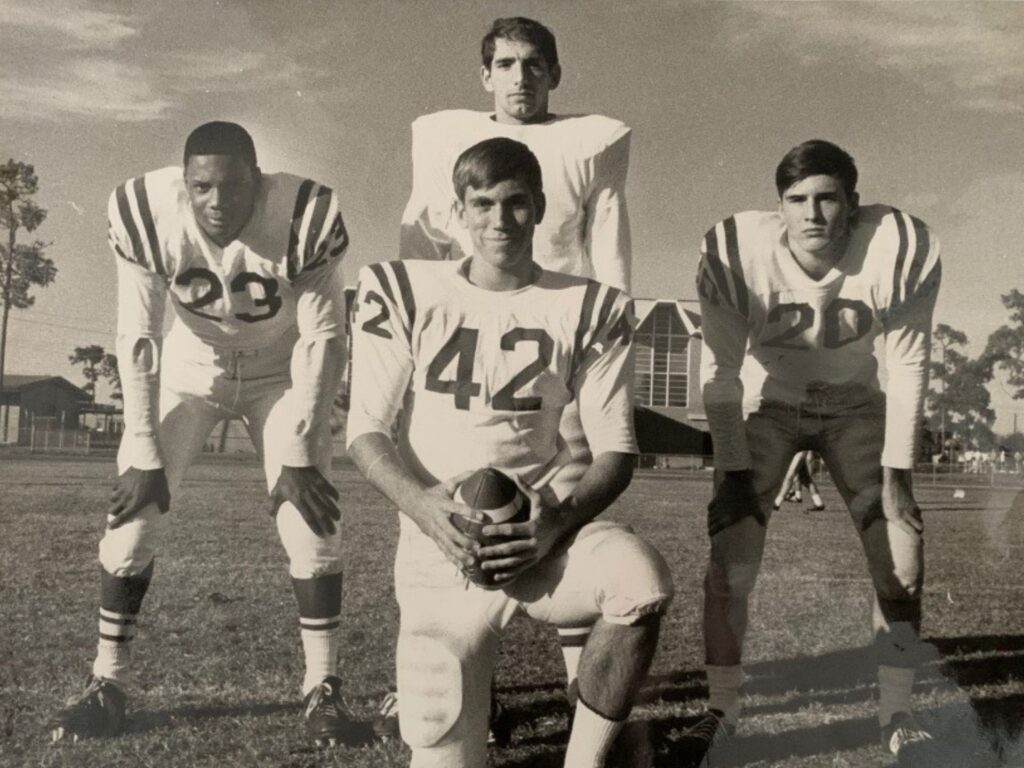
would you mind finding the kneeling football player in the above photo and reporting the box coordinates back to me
[348,137,673,768]
[52,122,358,746]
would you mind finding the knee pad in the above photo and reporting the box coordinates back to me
[98,505,164,576]
[862,518,923,602]
[275,503,343,579]
[587,525,675,625]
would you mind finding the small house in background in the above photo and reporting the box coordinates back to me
[0,375,92,445]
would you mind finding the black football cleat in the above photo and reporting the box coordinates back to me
[51,676,127,742]
[304,676,359,748]
[674,708,735,767]
[882,712,950,767]
[371,690,400,742]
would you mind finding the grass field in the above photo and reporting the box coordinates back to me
[1,453,1022,767]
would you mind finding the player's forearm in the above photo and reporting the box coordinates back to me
[550,451,634,539]
[349,432,431,519]
[116,334,163,470]
[703,379,752,471]
[881,335,928,469]
[282,335,345,466]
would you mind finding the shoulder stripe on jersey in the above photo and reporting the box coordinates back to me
[570,280,601,380]
[593,286,622,343]
[368,262,396,304]
[114,182,147,270]
[701,227,736,312]
[287,179,316,281]
[904,214,930,296]
[891,208,910,305]
[721,216,748,317]
[132,176,165,276]
[301,184,333,273]
[390,261,417,332]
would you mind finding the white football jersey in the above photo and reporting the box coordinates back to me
[698,204,941,470]
[400,110,632,292]
[347,258,637,487]
[108,166,348,351]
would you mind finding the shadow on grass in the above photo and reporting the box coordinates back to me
[498,634,1024,767]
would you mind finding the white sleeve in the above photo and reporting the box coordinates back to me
[575,289,638,456]
[882,234,942,469]
[399,117,457,261]
[345,264,415,446]
[697,248,752,471]
[279,261,348,466]
[114,256,167,470]
[584,126,632,293]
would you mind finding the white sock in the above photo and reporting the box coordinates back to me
[92,608,137,686]
[878,665,915,727]
[93,639,132,687]
[564,697,624,768]
[558,627,590,688]
[706,664,743,725]
[300,616,340,695]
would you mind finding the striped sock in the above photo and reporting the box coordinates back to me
[293,573,343,695]
[93,563,152,687]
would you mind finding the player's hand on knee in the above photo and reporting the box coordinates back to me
[270,466,341,538]
[881,467,924,536]
[479,489,561,584]
[107,467,171,529]
[410,471,483,571]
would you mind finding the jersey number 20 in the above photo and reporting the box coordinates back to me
[425,327,554,412]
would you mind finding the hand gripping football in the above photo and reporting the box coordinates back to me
[451,468,531,589]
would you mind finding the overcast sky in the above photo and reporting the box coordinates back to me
[3,0,1022,432]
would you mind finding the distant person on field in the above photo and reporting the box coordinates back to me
[52,122,358,747]
[349,138,672,767]
[773,450,825,511]
[685,140,942,766]
[397,15,633,726]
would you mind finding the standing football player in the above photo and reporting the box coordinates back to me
[685,140,942,766]
[51,122,357,746]
[349,137,673,768]
[399,14,632,714]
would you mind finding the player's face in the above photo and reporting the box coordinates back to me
[457,177,545,288]
[779,174,859,260]
[481,38,561,125]
[185,154,260,246]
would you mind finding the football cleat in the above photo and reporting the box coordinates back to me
[674,708,735,767]
[371,690,400,742]
[304,676,359,748]
[51,676,127,742]
[882,712,946,766]
[487,698,513,748]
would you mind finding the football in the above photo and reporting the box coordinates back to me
[451,468,531,588]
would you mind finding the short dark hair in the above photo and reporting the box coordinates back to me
[775,140,858,199]
[453,138,543,203]
[481,17,558,70]
[183,121,258,169]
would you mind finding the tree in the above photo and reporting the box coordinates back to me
[928,323,995,452]
[69,345,106,402]
[984,288,1024,401]
[100,353,122,402]
[0,160,55,434]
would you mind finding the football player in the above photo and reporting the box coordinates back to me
[684,139,942,766]
[348,137,673,768]
[399,13,633,716]
[51,122,357,746]
[772,450,825,511]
